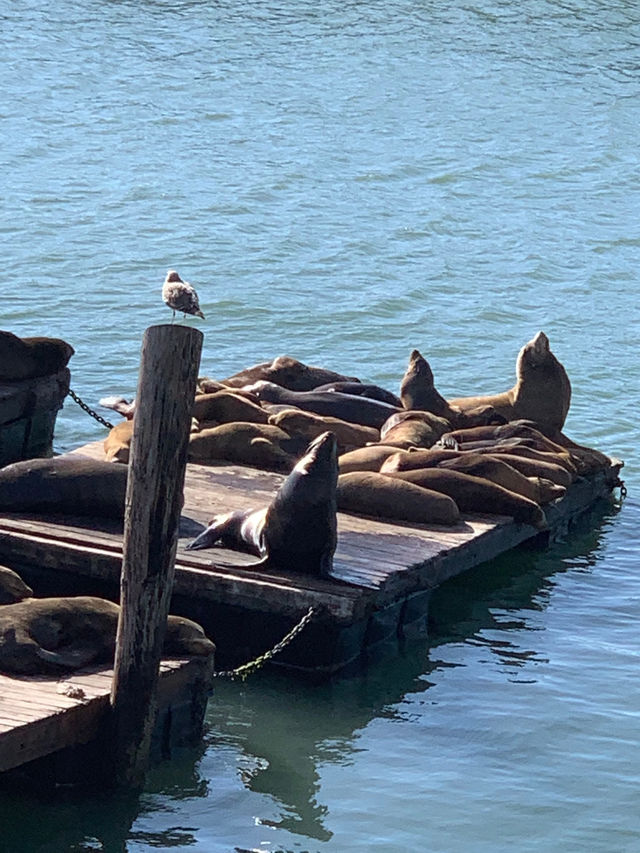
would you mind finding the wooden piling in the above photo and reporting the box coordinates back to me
[110,324,203,788]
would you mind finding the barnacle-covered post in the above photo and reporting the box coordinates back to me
[110,323,202,788]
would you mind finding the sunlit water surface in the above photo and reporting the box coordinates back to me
[1,1,639,851]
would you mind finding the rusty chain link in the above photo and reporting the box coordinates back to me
[213,606,316,681]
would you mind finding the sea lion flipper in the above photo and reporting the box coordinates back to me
[36,644,99,670]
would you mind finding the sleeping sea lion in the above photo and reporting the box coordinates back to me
[313,381,402,408]
[104,419,134,463]
[379,411,451,449]
[187,422,304,471]
[0,331,74,381]
[383,468,547,528]
[192,390,269,425]
[220,356,360,392]
[245,381,401,429]
[0,565,33,604]
[448,331,572,437]
[336,471,460,526]
[0,456,128,518]
[0,596,214,675]
[338,445,402,474]
[435,454,565,504]
[268,408,379,453]
[187,431,338,578]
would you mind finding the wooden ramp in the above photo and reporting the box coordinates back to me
[0,657,213,775]
[0,441,623,674]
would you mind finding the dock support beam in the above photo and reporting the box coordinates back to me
[110,323,203,788]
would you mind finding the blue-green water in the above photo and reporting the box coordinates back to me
[2,1,639,850]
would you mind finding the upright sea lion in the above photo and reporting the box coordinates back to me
[221,356,360,392]
[0,456,128,518]
[0,331,74,381]
[399,349,505,428]
[187,422,304,471]
[245,381,402,429]
[187,432,339,578]
[336,471,461,526]
[268,408,379,453]
[0,596,214,675]
[313,381,402,408]
[448,331,572,437]
[383,468,547,528]
[0,565,33,604]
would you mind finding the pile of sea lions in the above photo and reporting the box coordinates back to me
[0,332,615,585]
[0,564,214,676]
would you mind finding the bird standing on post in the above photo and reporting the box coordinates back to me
[162,270,205,322]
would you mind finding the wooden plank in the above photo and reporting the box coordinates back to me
[0,658,209,774]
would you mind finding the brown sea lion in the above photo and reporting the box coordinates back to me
[379,411,451,449]
[477,444,578,479]
[0,456,128,518]
[399,349,506,428]
[192,390,269,425]
[435,454,565,504]
[383,468,547,528]
[380,448,470,473]
[245,381,401,429]
[268,408,379,453]
[439,420,571,456]
[336,471,460,526]
[338,445,402,474]
[221,356,360,392]
[187,422,304,471]
[104,419,134,463]
[0,596,214,675]
[0,331,74,381]
[313,381,402,408]
[187,432,339,578]
[458,448,575,487]
[448,332,572,436]
[0,565,33,604]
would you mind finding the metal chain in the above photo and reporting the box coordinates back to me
[214,606,316,681]
[68,389,114,430]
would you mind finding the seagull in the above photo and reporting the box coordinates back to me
[162,269,205,321]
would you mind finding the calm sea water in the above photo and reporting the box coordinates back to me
[2,1,639,850]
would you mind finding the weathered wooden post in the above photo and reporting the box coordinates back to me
[110,323,203,788]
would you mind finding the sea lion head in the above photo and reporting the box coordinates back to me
[164,615,215,657]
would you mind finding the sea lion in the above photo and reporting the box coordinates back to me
[0,596,214,675]
[448,331,572,437]
[0,565,33,604]
[187,432,339,578]
[338,445,402,474]
[187,422,304,471]
[0,456,128,518]
[436,454,565,504]
[476,444,578,479]
[439,420,571,456]
[268,408,379,453]
[383,468,547,528]
[381,449,563,504]
[0,331,74,381]
[221,356,360,392]
[399,349,505,428]
[378,411,451,449]
[244,381,402,429]
[456,448,575,487]
[104,419,134,463]
[336,471,460,526]
[313,381,402,408]
[192,390,269,426]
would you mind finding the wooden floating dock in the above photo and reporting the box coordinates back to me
[0,655,213,782]
[0,440,623,677]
